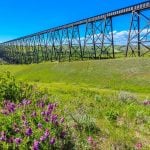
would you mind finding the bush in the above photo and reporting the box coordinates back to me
[106,110,119,122]
[118,91,137,103]
[70,113,99,134]
[0,58,7,65]
[94,94,102,103]
[0,72,43,102]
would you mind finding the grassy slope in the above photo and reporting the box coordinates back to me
[0,57,150,94]
[0,58,150,149]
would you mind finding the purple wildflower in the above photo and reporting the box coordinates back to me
[143,100,150,106]
[41,111,45,116]
[32,140,40,150]
[14,128,20,133]
[87,136,94,145]
[37,101,45,108]
[24,120,29,126]
[49,137,55,145]
[45,118,49,122]
[60,131,66,139]
[45,110,51,116]
[0,131,6,141]
[13,123,20,133]
[25,128,32,136]
[38,123,42,129]
[31,111,37,117]
[1,110,9,115]
[53,103,57,108]
[7,137,14,143]
[22,99,31,105]
[14,138,22,145]
[6,102,16,113]
[40,136,47,142]
[60,117,64,123]
[51,114,58,123]
[136,142,143,149]
[40,129,50,142]
[1,101,16,114]
[44,129,50,138]
[21,115,26,121]
[47,103,53,110]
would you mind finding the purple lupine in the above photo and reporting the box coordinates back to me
[45,110,51,116]
[40,129,50,142]
[60,131,66,139]
[44,129,50,138]
[1,110,8,115]
[143,100,150,106]
[47,104,53,110]
[14,138,22,145]
[135,142,142,149]
[60,117,64,123]
[17,103,22,108]
[87,136,93,144]
[22,99,31,105]
[32,140,40,150]
[53,103,57,108]
[49,137,55,145]
[37,101,45,108]
[2,101,16,114]
[7,137,14,143]
[38,123,42,129]
[0,131,6,141]
[41,111,45,116]
[14,128,20,133]
[31,111,37,117]
[21,115,26,121]
[23,120,29,127]
[7,102,16,113]
[40,136,47,142]
[22,99,27,105]
[51,114,58,123]
[25,128,32,136]
[45,117,49,122]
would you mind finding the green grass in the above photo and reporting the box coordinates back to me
[0,57,150,94]
[0,57,150,149]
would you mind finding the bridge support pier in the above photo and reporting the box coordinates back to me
[70,25,82,61]
[126,11,150,57]
[61,28,71,61]
[84,21,96,59]
[100,17,114,59]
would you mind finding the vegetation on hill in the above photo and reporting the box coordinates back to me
[0,58,150,149]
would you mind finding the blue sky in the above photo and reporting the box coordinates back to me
[0,0,146,43]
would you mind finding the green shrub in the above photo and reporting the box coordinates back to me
[94,94,102,103]
[0,72,44,102]
[70,113,99,134]
[118,91,137,103]
[0,58,7,65]
[106,110,119,122]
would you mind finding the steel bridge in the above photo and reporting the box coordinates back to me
[0,1,150,63]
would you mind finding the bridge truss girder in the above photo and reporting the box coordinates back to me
[0,1,149,64]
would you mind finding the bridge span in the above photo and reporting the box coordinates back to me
[0,1,150,63]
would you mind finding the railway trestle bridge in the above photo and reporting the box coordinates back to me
[0,1,150,64]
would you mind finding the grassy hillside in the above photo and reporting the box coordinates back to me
[0,58,150,149]
[0,57,150,94]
